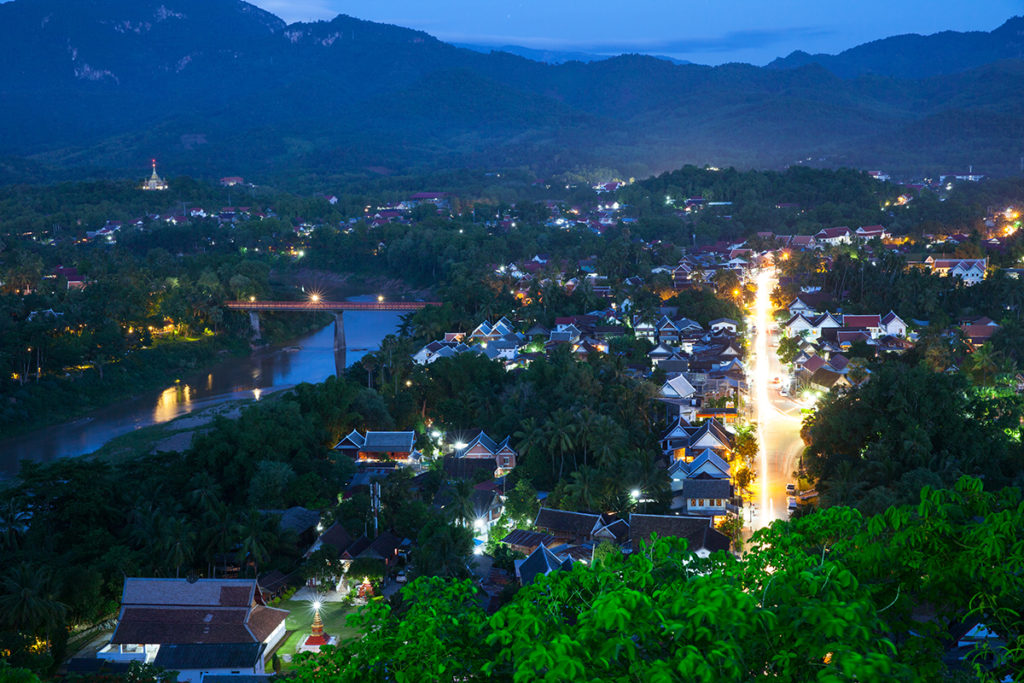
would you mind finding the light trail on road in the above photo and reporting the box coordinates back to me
[753,268,774,519]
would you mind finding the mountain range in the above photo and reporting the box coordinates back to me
[1,0,1024,184]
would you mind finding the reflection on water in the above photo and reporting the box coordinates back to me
[0,305,404,476]
[155,383,193,423]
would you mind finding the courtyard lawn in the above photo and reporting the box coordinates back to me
[267,599,360,671]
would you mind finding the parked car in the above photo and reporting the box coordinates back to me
[785,483,796,495]
[780,387,789,396]
[787,497,798,511]
[396,570,407,584]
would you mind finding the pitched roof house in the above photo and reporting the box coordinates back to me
[627,514,731,557]
[534,508,603,544]
[98,579,287,671]
[454,431,517,471]
[516,544,573,585]
[334,431,420,463]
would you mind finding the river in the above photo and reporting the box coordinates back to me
[0,300,405,476]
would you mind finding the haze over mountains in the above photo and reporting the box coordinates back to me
[1,0,1024,184]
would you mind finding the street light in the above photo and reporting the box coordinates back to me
[309,293,320,303]
[377,294,385,303]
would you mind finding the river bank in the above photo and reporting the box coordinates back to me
[0,304,405,478]
[0,312,328,441]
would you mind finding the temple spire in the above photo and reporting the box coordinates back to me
[142,159,168,191]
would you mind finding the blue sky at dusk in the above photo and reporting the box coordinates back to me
[251,0,1021,64]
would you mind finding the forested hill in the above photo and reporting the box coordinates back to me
[767,16,1024,79]
[2,0,1024,181]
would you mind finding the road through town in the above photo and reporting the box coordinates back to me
[749,269,806,531]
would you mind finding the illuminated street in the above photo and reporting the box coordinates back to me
[749,268,805,531]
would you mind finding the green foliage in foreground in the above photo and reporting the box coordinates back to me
[293,477,1023,682]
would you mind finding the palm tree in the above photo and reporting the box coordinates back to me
[235,509,277,578]
[513,417,545,463]
[187,471,223,514]
[361,354,378,389]
[547,409,577,480]
[200,502,237,578]
[576,409,599,467]
[968,343,1000,386]
[0,496,28,552]
[566,467,602,512]
[160,516,196,578]
[0,563,67,635]
[444,480,477,527]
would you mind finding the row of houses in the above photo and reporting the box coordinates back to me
[503,508,731,585]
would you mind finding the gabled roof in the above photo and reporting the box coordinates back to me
[881,311,905,325]
[361,431,416,453]
[110,579,288,646]
[502,529,555,548]
[810,367,846,389]
[595,518,630,543]
[836,330,870,345]
[661,374,696,399]
[121,578,254,608]
[518,544,572,586]
[681,478,732,499]
[628,514,729,553]
[842,314,880,329]
[661,417,692,441]
[687,418,733,450]
[815,226,851,239]
[801,355,827,373]
[827,354,850,371]
[310,522,353,556]
[333,429,365,450]
[534,508,602,538]
[686,449,731,478]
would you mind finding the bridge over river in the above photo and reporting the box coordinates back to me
[225,299,439,349]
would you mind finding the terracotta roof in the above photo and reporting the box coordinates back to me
[111,607,254,645]
[963,324,998,341]
[802,355,827,373]
[842,315,880,329]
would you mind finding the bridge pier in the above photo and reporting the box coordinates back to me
[249,311,262,341]
[334,312,346,350]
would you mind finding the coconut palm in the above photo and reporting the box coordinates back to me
[444,480,477,527]
[0,563,66,635]
[566,467,602,512]
[200,502,238,578]
[160,516,197,578]
[0,496,29,552]
[187,471,223,514]
[235,508,278,578]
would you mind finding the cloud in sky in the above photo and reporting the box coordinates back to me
[0,0,1010,65]
[438,25,838,57]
